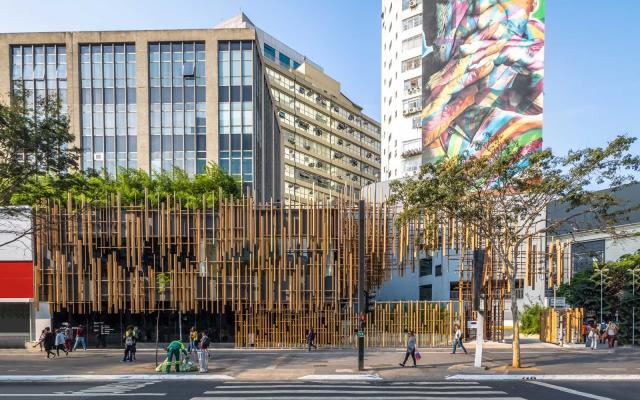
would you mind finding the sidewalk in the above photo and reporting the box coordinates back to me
[2,342,639,381]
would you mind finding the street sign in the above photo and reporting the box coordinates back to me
[548,297,566,308]
[467,320,477,329]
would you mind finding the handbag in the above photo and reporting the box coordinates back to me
[415,351,421,361]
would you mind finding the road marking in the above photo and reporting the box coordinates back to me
[298,374,381,380]
[213,384,494,389]
[391,381,480,385]
[192,397,525,400]
[335,369,353,373]
[204,389,506,395]
[447,374,640,381]
[528,381,614,400]
[0,394,165,397]
[0,374,234,382]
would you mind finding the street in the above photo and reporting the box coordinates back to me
[0,379,638,399]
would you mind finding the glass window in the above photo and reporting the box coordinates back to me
[402,14,422,31]
[402,35,421,51]
[278,52,291,69]
[263,44,276,61]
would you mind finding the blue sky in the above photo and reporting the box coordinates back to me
[1,0,638,156]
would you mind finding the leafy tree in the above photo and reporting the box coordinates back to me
[11,163,241,209]
[391,136,639,367]
[0,88,79,247]
[520,304,544,335]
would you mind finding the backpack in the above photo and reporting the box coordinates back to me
[202,336,210,346]
[125,335,134,346]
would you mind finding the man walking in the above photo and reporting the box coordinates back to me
[41,327,56,359]
[64,324,73,352]
[73,324,87,351]
[307,328,317,351]
[452,324,468,354]
[399,330,417,367]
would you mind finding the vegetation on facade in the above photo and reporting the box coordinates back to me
[391,135,640,368]
[11,164,241,209]
[559,251,640,344]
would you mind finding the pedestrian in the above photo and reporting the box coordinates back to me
[55,329,68,357]
[200,330,211,359]
[589,324,598,350]
[165,339,188,373]
[188,326,199,353]
[33,329,46,351]
[399,330,417,367]
[73,324,87,351]
[452,324,468,354]
[599,321,607,344]
[581,321,589,344]
[64,324,74,352]
[122,326,135,362]
[307,328,317,351]
[42,327,56,359]
[606,321,618,352]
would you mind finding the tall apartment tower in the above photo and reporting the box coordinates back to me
[380,0,423,180]
[0,13,380,204]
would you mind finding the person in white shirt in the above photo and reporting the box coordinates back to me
[54,329,68,357]
[452,324,468,354]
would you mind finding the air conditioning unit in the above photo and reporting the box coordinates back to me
[409,0,417,8]
[94,153,104,161]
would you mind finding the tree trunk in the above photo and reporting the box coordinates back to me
[511,288,521,368]
[155,310,160,367]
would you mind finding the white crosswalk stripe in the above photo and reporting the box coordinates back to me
[190,381,527,399]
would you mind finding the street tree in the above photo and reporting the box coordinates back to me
[391,136,639,368]
[0,89,79,247]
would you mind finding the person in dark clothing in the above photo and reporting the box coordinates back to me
[42,327,56,359]
[307,328,317,351]
[399,331,417,367]
[122,326,136,362]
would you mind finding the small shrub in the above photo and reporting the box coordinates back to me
[520,304,543,335]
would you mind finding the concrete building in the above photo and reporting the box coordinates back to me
[0,13,380,204]
[380,0,423,181]
[218,14,381,203]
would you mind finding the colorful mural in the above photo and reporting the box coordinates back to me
[421,0,544,162]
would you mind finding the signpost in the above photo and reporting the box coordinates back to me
[357,200,365,371]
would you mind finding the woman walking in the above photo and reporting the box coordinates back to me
[589,324,598,350]
[452,324,467,354]
[606,321,618,352]
[399,331,417,367]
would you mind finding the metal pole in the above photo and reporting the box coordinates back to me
[633,271,636,349]
[600,271,603,324]
[358,199,365,371]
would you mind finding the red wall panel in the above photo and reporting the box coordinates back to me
[0,261,33,298]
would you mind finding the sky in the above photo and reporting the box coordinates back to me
[0,0,638,157]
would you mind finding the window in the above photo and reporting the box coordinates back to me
[402,14,422,31]
[263,44,276,61]
[435,264,442,276]
[419,257,432,276]
[218,41,255,184]
[279,52,291,69]
[402,0,422,10]
[419,284,432,301]
[402,35,421,51]
[404,77,421,95]
[149,41,206,175]
[571,240,605,273]
[450,282,460,300]
[412,115,422,129]
[401,56,421,72]
[402,97,422,115]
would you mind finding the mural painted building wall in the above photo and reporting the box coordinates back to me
[421,0,544,163]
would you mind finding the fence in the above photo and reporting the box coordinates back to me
[540,308,584,344]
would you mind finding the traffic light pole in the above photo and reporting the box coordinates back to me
[358,199,365,371]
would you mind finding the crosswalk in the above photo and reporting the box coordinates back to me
[190,381,527,399]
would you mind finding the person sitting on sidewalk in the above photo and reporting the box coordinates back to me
[166,339,188,373]
[452,324,468,354]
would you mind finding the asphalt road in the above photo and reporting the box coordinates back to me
[0,379,636,399]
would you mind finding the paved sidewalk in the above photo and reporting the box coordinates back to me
[2,340,639,381]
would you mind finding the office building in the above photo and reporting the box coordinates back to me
[0,13,380,204]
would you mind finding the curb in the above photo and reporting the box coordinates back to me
[298,374,382,381]
[0,374,235,382]
[447,374,640,381]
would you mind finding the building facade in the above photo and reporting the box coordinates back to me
[218,15,381,203]
[0,14,380,204]
[380,0,424,180]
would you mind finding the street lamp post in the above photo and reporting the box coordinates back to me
[593,259,608,325]
[628,267,640,349]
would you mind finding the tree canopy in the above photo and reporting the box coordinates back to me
[10,163,242,209]
[391,136,639,367]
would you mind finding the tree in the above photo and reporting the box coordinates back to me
[391,136,639,367]
[0,88,79,247]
